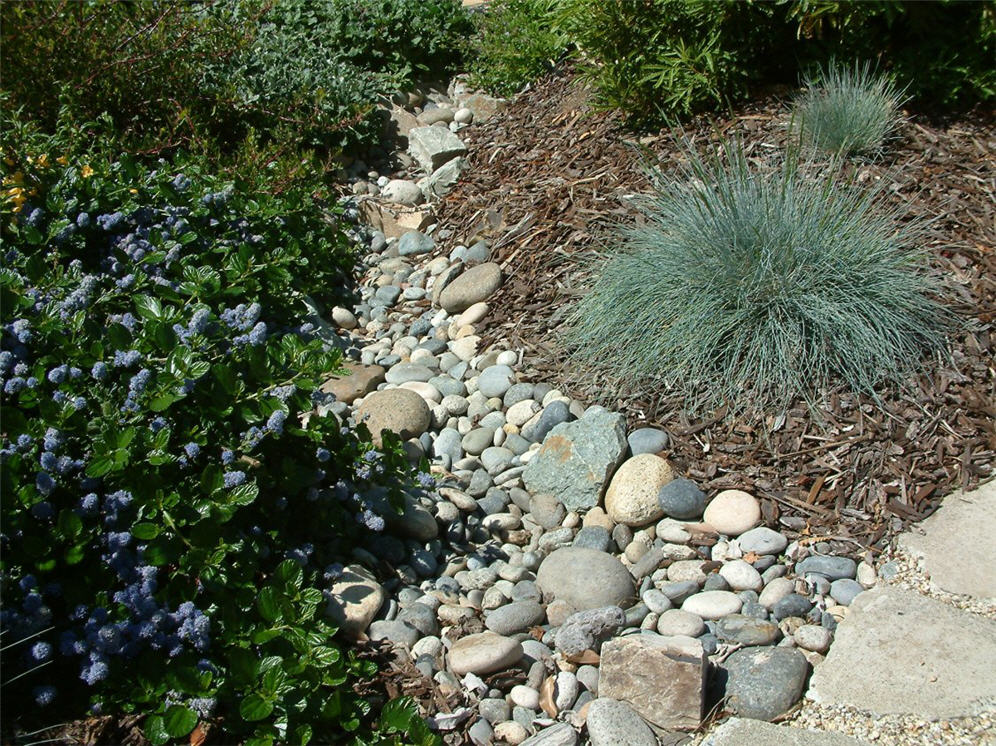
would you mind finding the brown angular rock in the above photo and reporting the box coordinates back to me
[598,635,706,731]
[321,362,386,405]
[359,199,434,239]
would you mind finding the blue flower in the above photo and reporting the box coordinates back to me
[358,509,385,532]
[4,377,25,394]
[30,641,52,661]
[81,660,109,685]
[47,365,69,384]
[248,321,267,345]
[91,361,109,380]
[10,319,32,343]
[265,410,287,434]
[43,428,63,451]
[76,212,91,227]
[79,493,99,514]
[96,212,125,232]
[33,685,56,706]
[183,442,200,459]
[221,449,235,465]
[223,471,246,488]
[417,471,436,490]
[128,369,151,396]
[316,447,331,462]
[113,349,141,368]
[35,472,55,496]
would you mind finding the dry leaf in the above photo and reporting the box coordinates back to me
[539,675,557,717]
[189,722,207,746]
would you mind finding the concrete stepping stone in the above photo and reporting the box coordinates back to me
[806,586,996,719]
[703,718,871,745]
[896,480,996,599]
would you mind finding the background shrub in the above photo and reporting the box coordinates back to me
[792,60,907,156]
[466,0,571,97]
[0,122,436,744]
[562,141,951,414]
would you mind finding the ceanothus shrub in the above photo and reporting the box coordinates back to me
[0,148,438,745]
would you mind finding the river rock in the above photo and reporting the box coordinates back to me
[355,388,431,446]
[439,263,502,313]
[523,407,627,512]
[485,601,546,636]
[715,614,781,646]
[537,547,635,611]
[586,698,658,746]
[325,564,385,637]
[722,646,809,721]
[381,179,424,206]
[321,362,386,405]
[448,632,524,675]
[604,453,675,526]
[657,478,706,520]
[627,428,669,455]
[682,591,743,620]
[737,527,788,556]
[795,555,857,581]
[703,490,761,536]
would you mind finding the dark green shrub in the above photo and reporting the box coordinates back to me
[467,0,571,97]
[785,0,996,110]
[792,60,907,156]
[552,0,788,123]
[563,141,951,415]
[0,121,437,745]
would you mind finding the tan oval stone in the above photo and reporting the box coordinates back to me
[325,564,385,638]
[604,453,675,527]
[320,362,385,405]
[703,489,761,536]
[355,388,431,446]
[447,631,523,675]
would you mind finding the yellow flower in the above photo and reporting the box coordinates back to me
[56,155,69,166]
[37,154,50,168]
[129,188,138,194]
[81,165,94,178]
[3,171,25,186]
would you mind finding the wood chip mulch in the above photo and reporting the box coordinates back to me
[435,65,995,553]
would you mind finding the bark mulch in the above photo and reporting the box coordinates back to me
[435,66,995,554]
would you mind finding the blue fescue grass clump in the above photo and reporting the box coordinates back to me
[562,141,952,416]
[792,60,907,157]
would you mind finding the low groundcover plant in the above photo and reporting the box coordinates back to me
[563,141,951,416]
[0,135,436,744]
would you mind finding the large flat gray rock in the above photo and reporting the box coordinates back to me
[897,480,996,599]
[407,126,467,174]
[703,718,870,746]
[806,586,996,719]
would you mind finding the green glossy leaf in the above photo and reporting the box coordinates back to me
[257,587,282,623]
[143,715,170,746]
[131,522,161,540]
[274,559,302,589]
[163,705,198,738]
[239,693,274,722]
[134,294,163,320]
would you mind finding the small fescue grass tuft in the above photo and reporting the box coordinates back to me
[792,60,907,156]
[562,141,951,416]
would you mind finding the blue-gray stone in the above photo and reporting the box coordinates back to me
[510,580,541,604]
[464,240,491,266]
[398,231,435,256]
[524,400,571,443]
[368,619,420,648]
[573,526,612,552]
[723,646,809,721]
[796,555,857,580]
[476,486,506,514]
[410,317,433,338]
[375,285,402,306]
[377,353,401,367]
[772,593,813,621]
[700,633,719,655]
[478,697,511,724]
[481,446,515,475]
[478,365,515,398]
[522,407,627,512]
[742,601,770,620]
[462,428,495,456]
[829,578,864,606]
[503,382,535,407]
[715,614,781,646]
[627,427,669,455]
[737,527,788,556]
[429,375,465,397]
[657,478,706,520]
[704,574,731,592]
[418,338,448,355]
[504,433,532,456]
[468,718,493,746]
[660,580,701,604]
[433,428,463,461]
[410,549,438,578]
[397,603,439,637]
[555,606,626,656]
[468,469,493,497]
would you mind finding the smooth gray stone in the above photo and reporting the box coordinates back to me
[409,317,433,338]
[772,593,813,621]
[419,338,448,355]
[429,375,465,397]
[476,486,507,514]
[627,428,670,455]
[530,493,566,530]
[586,698,658,746]
[715,614,781,646]
[657,478,706,520]
[410,549,438,577]
[397,603,439,637]
[385,362,434,385]
[573,526,612,553]
[374,284,402,306]
[722,646,809,721]
[468,718,493,746]
[504,433,532,456]
[464,240,491,266]
[510,580,542,604]
[503,382,535,407]
[741,601,770,620]
[519,722,577,746]
[795,555,857,580]
[660,580,700,605]
[485,601,546,636]
[523,399,570,443]
[478,697,511,725]
[737,526,788,555]
[829,578,864,606]
[703,574,731,592]
[462,427,496,456]
[537,547,635,611]
[433,428,464,461]
[398,230,435,256]
[368,619,420,648]
[478,364,515,398]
